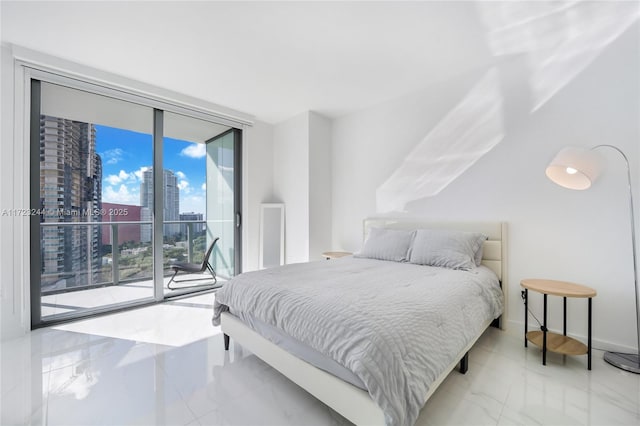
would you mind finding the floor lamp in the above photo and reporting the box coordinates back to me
[545,145,639,374]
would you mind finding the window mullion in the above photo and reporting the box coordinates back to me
[153,109,164,301]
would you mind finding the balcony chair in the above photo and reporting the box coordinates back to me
[167,237,220,290]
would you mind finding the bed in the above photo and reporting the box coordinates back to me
[212,219,508,426]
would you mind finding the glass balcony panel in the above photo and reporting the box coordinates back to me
[162,111,233,295]
[40,222,154,321]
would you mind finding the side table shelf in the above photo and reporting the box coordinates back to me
[521,278,597,370]
[526,331,588,356]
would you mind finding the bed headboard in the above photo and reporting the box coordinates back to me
[363,218,508,327]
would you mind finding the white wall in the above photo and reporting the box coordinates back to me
[273,112,310,264]
[331,24,640,352]
[272,111,332,264]
[308,112,333,261]
[0,44,29,340]
[243,120,275,272]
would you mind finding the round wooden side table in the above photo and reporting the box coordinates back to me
[521,278,597,370]
[322,251,352,260]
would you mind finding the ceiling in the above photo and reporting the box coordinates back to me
[1,1,492,124]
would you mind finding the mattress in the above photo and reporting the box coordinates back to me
[232,311,366,389]
[213,257,503,426]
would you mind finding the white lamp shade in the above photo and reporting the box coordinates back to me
[545,146,602,190]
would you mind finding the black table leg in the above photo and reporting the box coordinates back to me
[588,298,592,370]
[524,289,528,347]
[543,293,547,365]
[563,296,567,336]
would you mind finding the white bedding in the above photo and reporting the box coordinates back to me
[235,312,367,389]
[212,257,503,426]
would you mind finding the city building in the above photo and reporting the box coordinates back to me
[39,115,102,289]
[140,207,152,243]
[179,211,204,236]
[140,168,181,238]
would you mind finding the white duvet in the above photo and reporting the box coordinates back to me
[212,257,503,426]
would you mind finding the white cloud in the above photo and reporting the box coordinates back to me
[177,179,191,193]
[105,170,132,186]
[176,171,191,194]
[134,166,149,181]
[180,181,207,215]
[103,184,139,205]
[101,148,124,165]
[180,144,206,159]
[105,175,120,186]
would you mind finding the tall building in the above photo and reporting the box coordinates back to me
[140,207,152,243]
[39,115,102,289]
[140,168,180,238]
[179,212,204,236]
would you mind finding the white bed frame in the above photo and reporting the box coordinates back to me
[220,220,508,425]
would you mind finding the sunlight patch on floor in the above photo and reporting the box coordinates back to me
[52,295,220,347]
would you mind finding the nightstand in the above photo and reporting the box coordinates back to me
[521,278,597,370]
[322,251,352,260]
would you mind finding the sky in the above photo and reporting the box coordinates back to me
[96,125,207,215]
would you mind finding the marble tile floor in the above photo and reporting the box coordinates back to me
[2,292,639,426]
[41,274,222,319]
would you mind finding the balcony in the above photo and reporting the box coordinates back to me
[39,220,227,322]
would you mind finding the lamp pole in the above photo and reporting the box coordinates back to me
[594,145,640,373]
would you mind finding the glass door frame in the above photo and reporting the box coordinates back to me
[29,71,243,328]
[205,128,243,280]
[159,120,243,299]
[232,129,243,277]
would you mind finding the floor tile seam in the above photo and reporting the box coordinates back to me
[452,385,507,415]
[153,351,208,424]
[184,415,203,426]
[425,385,504,424]
[587,386,640,416]
[176,392,203,426]
[494,396,508,426]
[466,382,512,407]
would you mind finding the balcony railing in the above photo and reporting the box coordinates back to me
[40,220,223,296]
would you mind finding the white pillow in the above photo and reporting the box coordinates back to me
[409,229,487,270]
[354,227,415,262]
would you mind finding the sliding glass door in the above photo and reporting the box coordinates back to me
[31,80,156,324]
[30,76,242,328]
[207,129,242,280]
[162,113,242,296]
